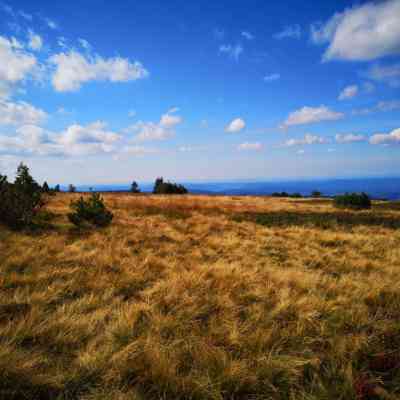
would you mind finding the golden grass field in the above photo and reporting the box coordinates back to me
[1,193,400,399]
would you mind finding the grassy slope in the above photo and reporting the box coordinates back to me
[1,194,400,400]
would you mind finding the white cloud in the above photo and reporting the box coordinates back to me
[0,36,37,83]
[311,0,400,61]
[45,18,58,30]
[241,31,254,40]
[281,105,344,128]
[364,64,400,87]
[121,145,159,155]
[273,25,301,39]
[0,120,122,157]
[49,50,149,92]
[264,73,280,82]
[284,133,329,147]
[57,36,68,49]
[27,30,42,51]
[225,117,245,133]
[338,84,358,100]
[78,38,91,50]
[0,100,47,126]
[370,127,400,145]
[126,109,183,141]
[352,100,400,115]
[363,82,375,93]
[19,10,32,20]
[335,133,366,143]
[128,109,136,118]
[238,142,262,151]
[219,44,243,61]
[178,145,205,152]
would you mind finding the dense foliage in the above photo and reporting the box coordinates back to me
[153,177,188,194]
[0,163,43,229]
[334,192,371,210]
[68,192,113,227]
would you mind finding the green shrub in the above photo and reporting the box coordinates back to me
[334,192,371,210]
[0,164,44,229]
[68,192,113,227]
[153,177,188,194]
[131,181,140,193]
[312,190,322,197]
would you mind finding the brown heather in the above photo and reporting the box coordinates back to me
[1,193,400,399]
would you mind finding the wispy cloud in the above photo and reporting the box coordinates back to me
[219,44,243,61]
[241,31,254,40]
[281,106,344,128]
[273,24,301,39]
[338,84,358,100]
[284,133,329,147]
[238,142,262,151]
[264,73,280,82]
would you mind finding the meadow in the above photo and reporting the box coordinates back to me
[1,193,400,399]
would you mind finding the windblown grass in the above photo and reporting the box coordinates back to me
[1,194,400,399]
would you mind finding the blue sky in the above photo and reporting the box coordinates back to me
[0,0,399,184]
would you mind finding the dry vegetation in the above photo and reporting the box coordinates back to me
[1,193,400,399]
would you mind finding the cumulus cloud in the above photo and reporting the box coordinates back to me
[364,63,400,87]
[264,73,280,82]
[284,133,329,147]
[126,108,183,141]
[27,30,43,51]
[273,25,301,40]
[49,50,149,91]
[338,85,358,100]
[225,118,245,133]
[335,133,366,143]
[241,31,254,40]
[238,142,262,151]
[219,44,243,61]
[0,100,47,126]
[281,106,344,128]
[311,0,400,61]
[0,121,121,157]
[370,127,400,145]
[0,36,37,83]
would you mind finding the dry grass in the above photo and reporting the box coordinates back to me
[1,193,400,399]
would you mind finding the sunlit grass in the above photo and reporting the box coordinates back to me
[1,193,400,399]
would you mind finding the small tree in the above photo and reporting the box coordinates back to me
[312,190,322,197]
[131,181,140,193]
[54,184,61,193]
[42,181,50,193]
[68,184,76,193]
[153,177,188,194]
[68,192,113,228]
[0,164,43,229]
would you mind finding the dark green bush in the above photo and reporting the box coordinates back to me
[153,177,188,194]
[0,164,44,229]
[131,181,140,193]
[271,192,289,197]
[312,190,322,197]
[68,192,113,227]
[334,192,371,210]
